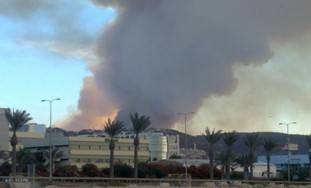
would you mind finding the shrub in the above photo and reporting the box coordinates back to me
[81,163,99,177]
[54,165,80,177]
[114,163,133,177]
[0,162,11,176]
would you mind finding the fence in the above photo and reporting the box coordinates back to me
[0,176,311,187]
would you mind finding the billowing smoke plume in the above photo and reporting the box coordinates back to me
[65,0,311,129]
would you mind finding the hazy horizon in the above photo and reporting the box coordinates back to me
[1,0,311,135]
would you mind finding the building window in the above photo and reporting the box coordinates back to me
[78,145,80,149]
[89,146,91,150]
[128,146,131,150]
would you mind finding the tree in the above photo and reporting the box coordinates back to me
[130,112,151,178]
[204,127,222,179]
[104,118,125,178]
[43,147,64,173]
[244,133,260,178]
[236,154,252,179]
[263,138,278,180]
[16,148,35,173]
[222,131,238,179]
[306,135,311,180]
[5,108,32,176]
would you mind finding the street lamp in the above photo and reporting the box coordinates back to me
[279,122,296,181]
[41,98,61,181]
[176,112,194,181]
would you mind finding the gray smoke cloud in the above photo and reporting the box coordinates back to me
[64,0,311,129]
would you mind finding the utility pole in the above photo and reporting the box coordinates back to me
[41,98,61,181]
[176,112,194,181]
[279,122,296,181]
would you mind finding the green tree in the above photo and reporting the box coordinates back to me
[130,112,151,178]
[244,133,260,178]
[104,118,125,178]
[5,109,32,176]
[16,148,35,173]
[204,127,222,179]
[43,147,64,173]
[236,154,252,179]
[306,135,311,179]
[222,131,238,179]
[263,138,278,180]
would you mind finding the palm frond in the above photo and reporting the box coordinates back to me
[130,112,151,134]
[5,108,32,131]
[223,131,238,147]
[204,127,223,144]
[263,138,278,153]
[104,118,125,138]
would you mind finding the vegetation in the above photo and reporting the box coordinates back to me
[16,148,35,173]
[81,163,99,177]
[130,112,151,178]
[204,127,222,179]
[5,108,32,176]
[103,118,125,178]
[43,147,64,173]
[222,131,238,179]
[244,133,260,178]
[236,154,253,179]
[263,138,278,180]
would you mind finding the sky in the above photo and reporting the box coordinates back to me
[0,0,116,127]
[1,1,311,135]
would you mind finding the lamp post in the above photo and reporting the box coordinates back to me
[176,112,194,181]
[279,122,296,181]
[41,98,61,181]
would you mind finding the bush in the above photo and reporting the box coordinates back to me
[81,163,99,177]
[0,162,11,176]
[114,163,133,177]
[36,164,48,177]
[54,165,80,177]
[188,164,222,179]
[231,171,244,180]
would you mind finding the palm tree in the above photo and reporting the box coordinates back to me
[43,148,64,173]
[130,112,151,178]
[306,135,311,180]
[204,127,222,179]
[104,118,125,178]
[5,109,32,177]
[223,131,238,179]
[236,154,253,179]
[16,148,35,173]
[263,138,278,180]
[244,133,260,178]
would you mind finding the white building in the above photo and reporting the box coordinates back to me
[0,108,10,151]
[235,162,277,178]
[257,154,309,170]
[167,135,180,158]
[19,123,46,135]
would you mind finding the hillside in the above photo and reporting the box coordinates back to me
[52,127,310,155]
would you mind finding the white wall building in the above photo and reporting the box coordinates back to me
[257,154,309,170]
[0,108,10,151]
[235,162,277,178]
[167,135,180,158]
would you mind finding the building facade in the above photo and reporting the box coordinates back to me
[68,136,150,168]
[257,154,310,170]
[0,108,10,151]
